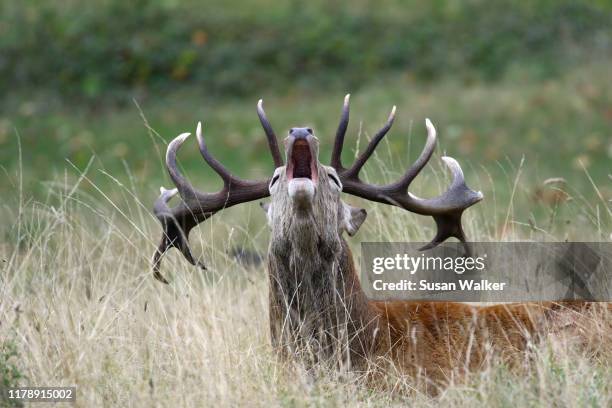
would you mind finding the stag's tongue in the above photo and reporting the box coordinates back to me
[291,140,312,179]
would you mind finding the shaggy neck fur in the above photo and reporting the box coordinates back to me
[266,166,379,368]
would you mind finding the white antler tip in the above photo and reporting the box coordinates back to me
[175,132,191,144]
[196,121,202,137]
[344,94,351,103]
[159,186,178,197]
[257,99,264,108]
[425,118,436,135]
[391,105,397,117]
[441,156,457,168]
[441,156,465,179]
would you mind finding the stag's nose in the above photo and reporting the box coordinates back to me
[289,127,313,139]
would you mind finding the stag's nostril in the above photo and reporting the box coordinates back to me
[289,127,312,139]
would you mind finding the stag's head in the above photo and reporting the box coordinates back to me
[151,95,483,282]
[263,124,367,249]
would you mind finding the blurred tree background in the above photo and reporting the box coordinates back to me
[2,0,610,98]
[0,0,610,236]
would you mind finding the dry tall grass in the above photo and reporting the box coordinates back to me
[1,156,610,407]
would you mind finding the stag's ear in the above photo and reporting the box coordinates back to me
[341,202,367,236]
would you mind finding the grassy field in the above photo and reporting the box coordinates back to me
[1,58,611,405]
[0,156,610,406]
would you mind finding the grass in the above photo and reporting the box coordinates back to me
[1,121,611,406]
[0,59,611,406]
[0,162,610,406]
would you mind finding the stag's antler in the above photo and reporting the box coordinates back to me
[331,94,483,254]
[152,102,282,283]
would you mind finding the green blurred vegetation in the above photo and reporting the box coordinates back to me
[1,0,611,99]
[0,340,25,407]
[2,61,611,233]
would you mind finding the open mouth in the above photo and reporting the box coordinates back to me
[287,139,317,182]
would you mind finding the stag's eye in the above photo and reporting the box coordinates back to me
[270,174,280,187]
[328,172,341,188]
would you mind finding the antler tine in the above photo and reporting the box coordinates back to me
[257,99,284,168]
[333,108,483,255]
[152,187,180,283]
[330,94,351,170]
[152,185,209,283]
[387,117,437,191]
[419,211,470,255]
[166,132,209,201]
[440,156,468,191]
[345,105,396,179]
[152,120,272,283]
[413,155,480,255]
[196,121,240,187]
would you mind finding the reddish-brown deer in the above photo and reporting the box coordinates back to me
[151,95,578,388]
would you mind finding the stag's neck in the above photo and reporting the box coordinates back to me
[267,230,378,365]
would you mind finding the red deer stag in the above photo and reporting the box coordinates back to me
[151,95,568,387]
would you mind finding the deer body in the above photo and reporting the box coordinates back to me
[266,211,543,381]
[153,95,557,386]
